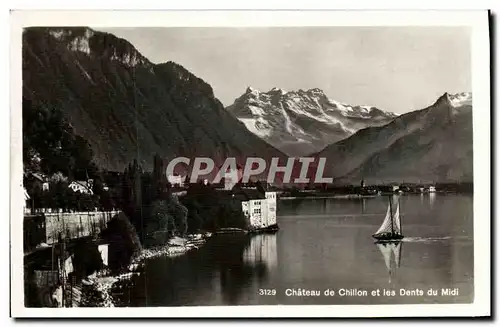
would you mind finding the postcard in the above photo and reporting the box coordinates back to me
[10,9,491,318]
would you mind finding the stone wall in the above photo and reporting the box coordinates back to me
[44,211,120,244]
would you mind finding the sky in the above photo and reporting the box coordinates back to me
[99,27,471,114]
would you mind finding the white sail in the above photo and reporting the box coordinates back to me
[375,204,393,235]
[393,201,401,234]
[377,243,392,272]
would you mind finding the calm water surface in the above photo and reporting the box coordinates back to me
[117,194,473,306]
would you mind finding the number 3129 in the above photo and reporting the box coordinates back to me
[259,289,276,296]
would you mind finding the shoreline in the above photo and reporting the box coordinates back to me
[278,191,470,201]
[58,224,281,307]
[71,233,213,307]
[85,225,281,306]
[51,225,283,307]
[279,195,377,200]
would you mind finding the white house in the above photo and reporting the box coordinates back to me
[241,191,277,229]
[98,244,109,266]
[68,180,94,195]
[29,172,50,191]
[428,186,436,193]
[24,187,30,214]
[24,187,30,202]
[167,174,185,187]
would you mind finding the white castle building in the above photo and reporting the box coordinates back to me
[241,191,277,229]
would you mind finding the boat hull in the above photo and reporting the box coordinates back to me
[372,232,404,242]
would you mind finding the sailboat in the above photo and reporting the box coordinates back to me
[376,241,402,283]
[372,195,404,242]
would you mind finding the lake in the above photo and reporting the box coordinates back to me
[114,194,474,306]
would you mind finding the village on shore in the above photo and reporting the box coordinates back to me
[22,155,472,308]
[22,160,281,308]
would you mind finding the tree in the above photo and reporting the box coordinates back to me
[168,196,188,236]
[146,199,174,246]
[184,197,203,233]
[23,98,99,181]
[180,181,247,232]
[98,189,115,211]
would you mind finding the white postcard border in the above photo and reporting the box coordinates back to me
[10,9,491,318]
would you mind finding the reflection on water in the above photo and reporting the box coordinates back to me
[117,194,473,306]
[114,234,278,306]
[243,234,278,269]
[376,241,402,284]
[418,193,435,208]
[430,192,436,207]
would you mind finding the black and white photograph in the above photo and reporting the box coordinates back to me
[10,10,491,318]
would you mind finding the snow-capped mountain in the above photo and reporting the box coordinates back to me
[226,87,397,156]
[315,92,473,184]
[448,91,473,107]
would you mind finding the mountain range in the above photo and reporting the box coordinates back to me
[22,27,473,185]
[226,87,397,156]
[22,27,286,173]
[314,92,473,184]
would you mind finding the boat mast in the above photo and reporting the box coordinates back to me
[399,196,402,234]
[389,196,394,234]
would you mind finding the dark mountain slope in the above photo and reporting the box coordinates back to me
[23,27,285,173]
[315,92,473,184]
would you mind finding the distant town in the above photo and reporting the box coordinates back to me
[23,164,472,217]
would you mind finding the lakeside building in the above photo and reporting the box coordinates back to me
[417,186,436,193]
[237,187,277,229]
[218,180,278,229]
[167,174,185,188]
[24,172,50,192]
[68,180,94,195]
[24,187,31,214]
